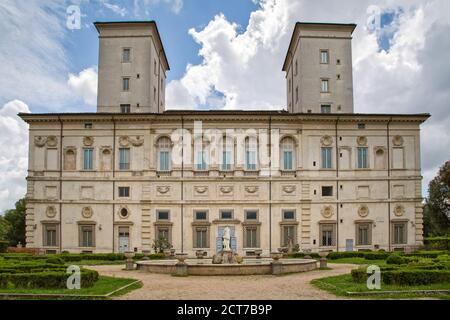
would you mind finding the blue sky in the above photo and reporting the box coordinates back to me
[0,0,449,212]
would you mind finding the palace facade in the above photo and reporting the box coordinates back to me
[20,21,429,256]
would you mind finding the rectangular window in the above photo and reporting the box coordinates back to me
[358,123,366,130]
[283,210,295,220]
[283,151,293,170]
[321,105,331,113]
[282,225,296,247]
[393,222,407,244]
[118,187,130,198]
[320,224,335,247]
[122,48,131,62]
[122,78,130,91]
[157,211,170,221]
[321,79,329,93]
[246,150,256,170]
[196,151,207,170]
[80,225,94,247]
[83,148,93,170]
[43,224,58,247]
[195,211,207,221]
[221,151,231,171]
[120,104,131,113]
[357,147,369,169]
[295,86,299,103]
[245,211,258,221]
[194,227,208,248]
[154,59,157,75]
[84,123,93,129]
[159,151,170,171]
[322,186,333,197]
[321,147,332,169]
[245,227,258,248]
[356,223,372,245]
[220,211,233,220]
[119,148,130,170]
[320,50,329,64]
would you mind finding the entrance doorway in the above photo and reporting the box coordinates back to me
[119,227,130,253]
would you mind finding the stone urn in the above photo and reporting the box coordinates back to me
[235,255,244,264]
[319,251,329,258]
[163,249,172,258]
[196,250,205,259]
[271,252,282,261]
[254,249,263,259]
[124,251,135,259]
[170,249,176,258]
[176,253,188,264]
[318,251,329,269]
[124,251,135,270]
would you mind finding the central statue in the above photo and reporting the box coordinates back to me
[222,226,231,251]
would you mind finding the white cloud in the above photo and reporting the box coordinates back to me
[100,0,127,16]
[0,100,30,214]
[68,67,98,106]
[134,0,183,15]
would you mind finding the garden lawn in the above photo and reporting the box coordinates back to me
[0,276,141,299]
[312,274,450,300]
[329,258,387,266]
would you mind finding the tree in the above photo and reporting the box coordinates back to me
[0,216,11,240]
[423,159,450,236]
[3,198,26,246]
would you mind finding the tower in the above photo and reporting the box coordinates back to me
[95,21,170,113]
[283,22,356,114]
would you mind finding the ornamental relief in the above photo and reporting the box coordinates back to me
[356,136,368,146]
[245,186,259,194]
[392,135,404,146]
[156,186,170,195]
[194,186,208,194]
[321,205,334,219]
[219,186,233,194]
[320,135,333,147]
[394,205,405,217]
[119,136,144,147]
[83,136,94,146]
[358,205,370,218]
[34,136,58,148]
[46,206,57,218]
[282,185,296,194]
[81,207,93,219]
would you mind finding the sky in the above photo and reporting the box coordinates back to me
[0,0,449,213]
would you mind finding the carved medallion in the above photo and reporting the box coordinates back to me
[195,186,208,194]
[392,135,404,146]
[46,206,57,218]
[46,136,58,147]
[357,136,367,146]
[282,185,296,194]
[82,207,93,219]
[245,186,259,194]
[321,205,333,218]
[220,186,233,194]
[34,136,47,148]
[394,205,405,217]
[130,136,144,147]
[119,136,130,147]
[320,135,333,147]
[358,205,369,218]
[157,186,170,194]
[83,136,94,147]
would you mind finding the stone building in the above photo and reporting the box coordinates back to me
[20,21,429,256]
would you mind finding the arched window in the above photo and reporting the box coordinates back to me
[245,136,258,170]
[64,148,76,171]
[220,136,234,171]
[280,137,295,170]
[157,136,172,171]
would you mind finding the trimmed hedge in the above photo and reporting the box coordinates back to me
[424,237,450,250]
[327,251,390,260]
[0,269,99,289]
[351,267,450,285]
[0,241,8,253]
[288,252,320,259]
[386,254,405,265]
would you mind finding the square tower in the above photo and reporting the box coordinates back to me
[283,22,356,114]
[95,21,170,113]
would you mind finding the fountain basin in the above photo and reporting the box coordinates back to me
[136,258,317,276]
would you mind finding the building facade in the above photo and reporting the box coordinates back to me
[20,22,429,256]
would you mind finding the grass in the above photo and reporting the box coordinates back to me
[69,260,126,266]
[0,276,140,299]
[328,258,387,266]
[311,274,450,300]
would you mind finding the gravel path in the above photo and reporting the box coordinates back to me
[88,263,357,300]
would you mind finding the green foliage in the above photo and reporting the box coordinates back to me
[3,198,26,246]
[0,216,11,240]
[327,251,389,260]
[0,241,9,253]
[382,270,450,286]
[46,257,65,265]
[152,237,173,253]
[424,159,450,236]
[424,236,450,250]
[386,253,406,265]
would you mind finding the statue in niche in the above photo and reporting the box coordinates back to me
[222,226,231,251]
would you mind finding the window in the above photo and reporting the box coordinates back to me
[280,137,295,170]
[282,225,297,247]
[43,224,58,247]
[393,222,407,244]
[118,187,130,198]
[221,136,233,171]
[196,150,207,170]
[320,50,329,64]
[153,87,157,103]
[84,123,93,129]
[194,227,208,248]
[83,148,93,170]
[119,148,130,170]
[321,105,331,113]
[357,147,369,169]
[157,137,171,171]
[122,48,131,62]
[356,223,372,245]
[122,78,130,91]
[79,225,95,247]
[295,86,299,103]
[295,60,298,75]
[120,104,131,113]
[245,211,258,221]
[195,211,207,221]
[283,210,295,220]
[322,186,333,197]
[358,123,366,130]
[320,224,335,247]
[154,59,157,75]
[157,211,169,221]
[321,79,329,93]
[220,210,233,220]
[321,147,332,169]
[244,226,258,248]
[245,137,257,170]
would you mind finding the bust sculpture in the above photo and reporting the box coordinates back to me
[222,226,231,251]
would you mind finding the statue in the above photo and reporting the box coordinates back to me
[222,226,231,251]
